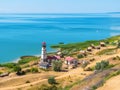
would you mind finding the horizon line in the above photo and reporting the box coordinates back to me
[0,12,120,14]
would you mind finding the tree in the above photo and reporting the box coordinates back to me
[48,76,56,85]
[117,40,120,48]
[95,62,101,70]
[95,60,109,70]
[77,54,84,59]
[81,61,89,70]
[13,66,22,75]
[52,60,62,71]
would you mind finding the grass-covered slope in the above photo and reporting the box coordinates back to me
[51,35,120,51]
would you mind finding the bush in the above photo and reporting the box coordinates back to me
[13,66,25,75]
[77,54,84,59]
[52,60,62,72]
[31,67,38,73]
[81,61,89,69]
[95,60,110,71]
[13,66,21,73]
[117,40,120,48]
[48,76,56,85]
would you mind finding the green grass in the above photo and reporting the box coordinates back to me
[105,35,120,42]
[51,40,100,50]
[104,70,120,81]
[97,48,116,55]
[62,80,82,90]
[18,56,39,65]
[51,35,120,52]
[0,56,39,72]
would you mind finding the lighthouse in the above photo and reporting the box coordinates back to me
[39,42,60,69]
[41,42,47,62]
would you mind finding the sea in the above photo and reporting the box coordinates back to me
[0,13,120,63]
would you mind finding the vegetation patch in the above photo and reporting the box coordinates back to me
[104,70,120,81]
[52,60,63,72]
[94,60,114,71]
[97,48,116,55]
[51,35,120,51]
[18,56,39,65]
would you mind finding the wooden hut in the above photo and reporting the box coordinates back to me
[91,44,95,49]
[87,47,92,51]
[100,42,106,47]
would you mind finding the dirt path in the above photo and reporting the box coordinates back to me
[71,67,120,90]
[97,75,120,90]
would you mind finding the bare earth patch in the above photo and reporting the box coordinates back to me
[98,75,120,90]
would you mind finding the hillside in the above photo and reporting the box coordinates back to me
[97,75,120,90]
[0,35,120,90]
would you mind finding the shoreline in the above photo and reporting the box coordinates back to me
[1,35,120,64]
[1,49,57,64]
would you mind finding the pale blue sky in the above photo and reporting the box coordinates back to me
[0,0,120,13]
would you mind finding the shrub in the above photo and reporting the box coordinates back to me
[95,60,110,71]
[31,67,38,73]
[13,66,21,73]
[81,61,89,69]
[77,54,84,59]
[117,40,120,48]
[48,76,56,85]
[13,66,25,75]
[52,60,62,72]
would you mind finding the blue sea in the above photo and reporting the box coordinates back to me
[0,13,120,63]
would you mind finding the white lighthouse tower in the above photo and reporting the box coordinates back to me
[41,42,47,62]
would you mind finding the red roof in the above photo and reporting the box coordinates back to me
[47,56,59,60]
[54,55,61,60]
[65,56,74,61]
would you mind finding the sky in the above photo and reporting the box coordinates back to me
[0,0,120,13]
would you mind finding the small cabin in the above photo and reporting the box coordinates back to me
[91,44,95,49]
[87,47,92,51]
[80,50,87,56]
[100,42,106,47]
[65,56,78,67]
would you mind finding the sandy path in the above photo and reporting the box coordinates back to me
[97,75,120,90]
